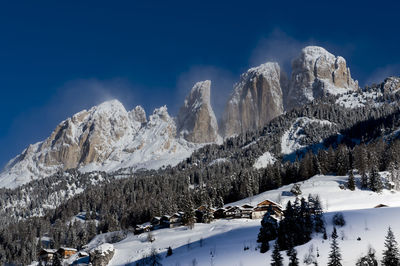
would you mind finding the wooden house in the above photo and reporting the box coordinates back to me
[169,213,183,228]
[38,249,57,263]
[196,206,215,222]
[160,213,183,228]
[251,199,283,219]
[57,247,77,259]
[213,208,226,219]
[150,216,161,227]
[160,215,171,227]
[224,206,242,218]
[240,204,254,218]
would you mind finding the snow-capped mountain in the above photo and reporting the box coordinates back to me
[284,46,358,109]
[222,62,286,138]
[0,100,200,188]
[222,46,359,138]
[0,46,384,189]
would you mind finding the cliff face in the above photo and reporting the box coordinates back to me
[284,46,358,110]
[222,62,287,137]
[0,100,200,188]
[177,80,219,143]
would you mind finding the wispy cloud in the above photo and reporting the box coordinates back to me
[365,64,400,86]
[176,66,236,119]
[249,29,310,74]
[1,78,136,167]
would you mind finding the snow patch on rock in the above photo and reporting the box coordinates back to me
[253,151,276,169]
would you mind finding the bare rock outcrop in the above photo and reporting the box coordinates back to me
[284,46,358,110]
[89,243,115,266]
[222,62,287,138]
[381,76,400,94]
[177,80,219,143]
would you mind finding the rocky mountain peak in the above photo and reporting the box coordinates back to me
[0,100,199,188]
[284,46,358,109]
[222,62,286,138]
[381,77,400,94]
[177,80,219,143]
[129,106,147,124]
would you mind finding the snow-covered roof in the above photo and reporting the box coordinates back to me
[40,248,57,254]
[59,247,77,251]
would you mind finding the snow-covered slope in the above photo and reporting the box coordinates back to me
[280,117,336,156]
[84,173,400,266]
[0,100,200,188]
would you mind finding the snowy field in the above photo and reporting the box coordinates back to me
[85,174,400,265]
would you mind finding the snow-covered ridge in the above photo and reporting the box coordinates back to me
[280,117,335,155]
[0,100,201,188]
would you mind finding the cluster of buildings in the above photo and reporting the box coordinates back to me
[38,199,283,264]
[134,199,283,234]
[38,247,88,264]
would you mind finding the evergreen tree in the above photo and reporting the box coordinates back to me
[288,246,299,266]
[369,167,383,192]
[271,241,283,266]
[166,246,173,257]
[52,253,62,266]
[182,195,196,229]
[202,200,214,224]
[382,227,400,266]
[300,197,313,243]
[277,201,296,250]
[327,227,342,266]
[361,172,369,189]
[354,144,368,176]
[258,206,278,253]
[356,246,377,266]
[313,195,325,234]
[336,145,350,176]
[348,170,356,191]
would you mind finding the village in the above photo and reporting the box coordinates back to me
[134,199,283,234]
[37,199,283,265]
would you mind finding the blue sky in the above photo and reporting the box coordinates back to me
[0,0,399,167]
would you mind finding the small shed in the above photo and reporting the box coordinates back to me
[134,222,152,234]
[38,249,57,263]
